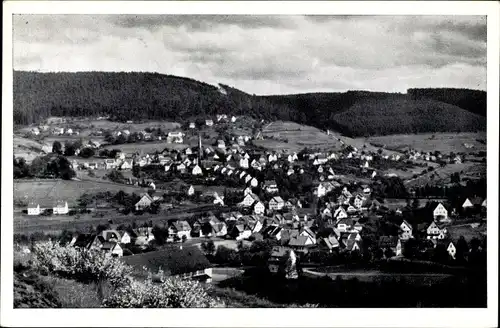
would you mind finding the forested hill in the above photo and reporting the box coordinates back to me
[14,71,486,137]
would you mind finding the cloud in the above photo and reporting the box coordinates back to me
[107,14,298,31]
[12,14,487,94]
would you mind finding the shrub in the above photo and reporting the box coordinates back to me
[103,277,225,308]
[31,241,132,287]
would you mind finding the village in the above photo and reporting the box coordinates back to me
[14,113,487,283]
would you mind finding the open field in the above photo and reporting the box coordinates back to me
[101,141,188,153]
[257,121,344,152]
[360,132,486,154]
[405,162,483,187]
[13,179,149,208]
[14,136,48,163]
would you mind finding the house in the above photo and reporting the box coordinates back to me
[334,207,348,220]
[447,241,457,259]
[167,131,184,143]
[205,119,214,126]
[299,227,317,244]
[316,184,327,198]
[269,196,285,211]
[427,221,448,239]
[104,159,116,170]
[192,165,203,176]
[399,220,413,240]
[31,127,40,135]
[336,218,353,233]
[268,246,298,279]
[240,193,259,207]
[101,230,131,244]
[482,199,487,208]
[177,163,187,173]
[243,187,253,196]
[353,194,366,209]
[120,159,133,170]
[213,192,225,206]
[27,202,41,215]
[288,235,315,252]
[135,194,154,211]
[131,227,155,246]
[123,247,212,282]
[320,234,340,252]
[53,201,69,215]
[187,185,195,196]
[250,177,259,187]
[239,158,249,168]
[229,224,252,240]
[217,140,226,149]
[378,236,402,257]
[268,153,278,162]
[264,180,279,193]
[433,203,448,221]
[345,239,362,252]
[72,234,105,250]
[101,242,123,257]
[189,122,196,129]
[254,201,265,215]
[169,220,192,241]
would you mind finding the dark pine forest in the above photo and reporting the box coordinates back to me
[14,71,486,137]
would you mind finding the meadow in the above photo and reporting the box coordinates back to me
[361,132,486,154]
[102,141,188,153]
[256,121,344,152]
[13,179,149,208]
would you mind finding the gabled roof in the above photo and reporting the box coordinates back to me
[172,220,192,232]
[289,235,312,247]
[270,196,284,203]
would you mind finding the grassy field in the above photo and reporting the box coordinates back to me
[102,141,188,153]
[405,162,483,187]
[361,132,486,154]
[257,121,344,153]
[13,179,149,208]
[14,136,48,163]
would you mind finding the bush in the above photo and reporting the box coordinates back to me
[103,277,225,308]
[32,241,132,287]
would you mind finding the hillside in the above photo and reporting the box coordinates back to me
[13,71,295,125]
[14,71,486,137]
[408,88,486,117]
[331,97,486,137]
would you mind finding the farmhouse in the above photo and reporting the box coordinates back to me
[169,220,192,241]
[433,203,448,221]
[426,221,448,239]
[399,220,413,240]
[269,196,285,211]
[254,201,265,215]
[192,165,203,176]
[135,194,154,211]
[27,202,41,215]
[101,242,123,257]
[102,230,132,244]
[53,201,69,215]
[264,180,279,193]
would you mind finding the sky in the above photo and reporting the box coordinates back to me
[13,14,487,95]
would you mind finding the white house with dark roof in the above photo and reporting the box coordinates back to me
[269,196,285,211]
[27,202,41,215]
[135,194,154,211]
[433,203,448,221]
[52,201,69,215]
